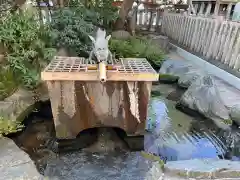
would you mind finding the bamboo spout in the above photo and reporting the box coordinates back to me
[99,61,107,82]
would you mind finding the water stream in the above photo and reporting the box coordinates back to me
[10,83,240,179]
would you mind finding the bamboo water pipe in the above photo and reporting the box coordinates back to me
[99,61,107,82]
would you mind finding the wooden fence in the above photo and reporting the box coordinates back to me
[161,14,240,71]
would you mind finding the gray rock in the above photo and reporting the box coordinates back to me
[0,101,15,114]
[111,30,131,40]
[179,75,231,130]
[159,60,195,83]
[230,104,240,125]
[165,158,240,179]
[148,35,169,52]
[0,137,42,180]
[177,69,204,89]
[0,88,39,135]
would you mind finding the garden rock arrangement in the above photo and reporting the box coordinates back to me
[159,59,240,128]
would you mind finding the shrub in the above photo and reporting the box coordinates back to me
[68,0,119,30]
[109,37,165,70]
[50,0,119,57]
[0,10,56,90]
[50,6,96,57]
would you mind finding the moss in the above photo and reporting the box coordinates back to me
[177,171,187,177]
[140,151,165,169]
[0,115,24,136]
[223,119,233,125]
[159,74,179,82]
[151,90,161,97]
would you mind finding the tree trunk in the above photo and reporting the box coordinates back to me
[114,0,135,30]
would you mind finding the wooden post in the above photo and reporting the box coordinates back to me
[205,3,212,17]
[198,2,205,16]
[193,3,199,15]
[214,0,220,17]
[226,3,233,20]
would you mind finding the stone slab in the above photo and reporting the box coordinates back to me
[0,137,43,180]
[165,158,240,179]
[0,101,15,114]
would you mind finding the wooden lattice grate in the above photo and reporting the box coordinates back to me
[42,56,158,81]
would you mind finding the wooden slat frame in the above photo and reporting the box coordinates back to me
[41,57,159,81]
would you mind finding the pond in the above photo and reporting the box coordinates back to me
[9,83,240,179]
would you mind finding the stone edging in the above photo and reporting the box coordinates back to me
[164,159,240,179]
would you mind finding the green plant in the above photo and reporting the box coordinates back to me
[86,0,119,30]
[50,0,119,56]
[0,66,18,100]
[0,10,56,90]
[68,0,119,31]
[109,37,165,70]
[0,114,24,136]
[140,151,165,169]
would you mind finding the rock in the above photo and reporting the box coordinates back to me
[5,88,34,102]
[159,60,195,83]
[145,161,164,180]
[230,104,240,126]
[166,89,186,101]
[178,75,231,130]
[165,158,240,179]
[177,69,204,89]
[44,150,168,179]
[4,88,35,122]
[148,35,169,52]
[0,88,49,136]
[111,30,131,40]
[159,74,179,83]
[0,101,15,114]
[0,137,42,180]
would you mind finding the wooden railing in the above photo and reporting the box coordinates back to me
[161,14,240,71]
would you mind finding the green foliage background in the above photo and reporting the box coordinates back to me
[50,0,119,56]
[0,10,56,90]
